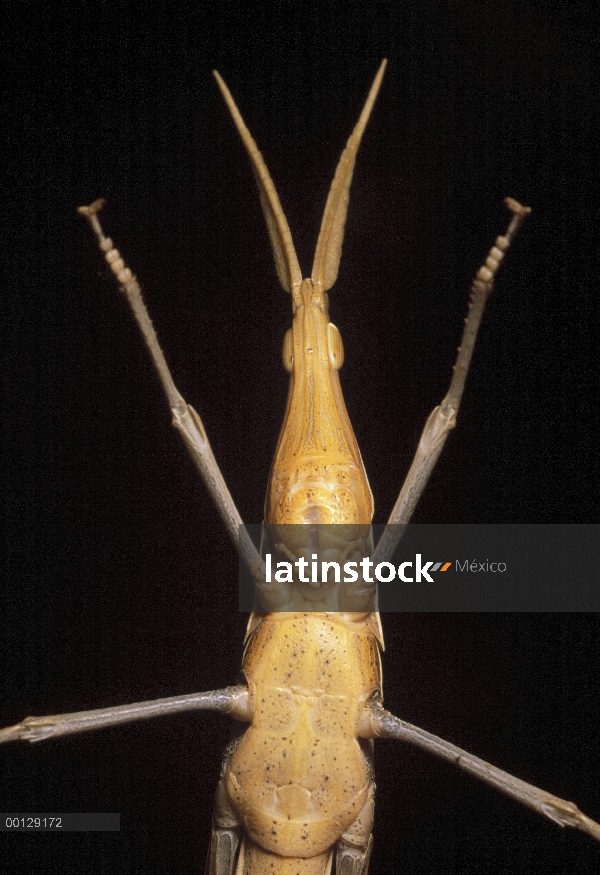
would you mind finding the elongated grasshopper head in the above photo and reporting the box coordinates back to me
[213,64,388,609]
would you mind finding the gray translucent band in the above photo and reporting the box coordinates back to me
[239,524,599,611]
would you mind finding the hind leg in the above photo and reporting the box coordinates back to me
[335,781,375,875]
[206,738,243,875]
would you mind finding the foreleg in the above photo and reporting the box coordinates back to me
[78,201,263,578]
[373,198,531,564]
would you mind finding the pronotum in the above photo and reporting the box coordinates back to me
[1,61,598,874]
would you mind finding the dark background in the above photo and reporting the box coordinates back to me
[1,3,599,873]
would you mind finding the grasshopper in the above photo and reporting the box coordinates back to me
[1,61,599,874]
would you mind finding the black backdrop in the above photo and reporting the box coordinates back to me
[1,3,599,874]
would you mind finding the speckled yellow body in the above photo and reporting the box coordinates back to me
[209,63,388,875]
[227,613,380,863]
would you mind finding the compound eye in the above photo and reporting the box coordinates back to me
[327,322,344,369]
[282,328,293,372]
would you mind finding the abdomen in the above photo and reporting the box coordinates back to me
[226,613,381,857]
